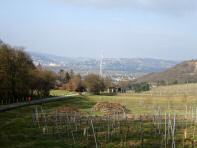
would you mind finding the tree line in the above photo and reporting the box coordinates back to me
[0,42,56,104]
[0,41,151,105]
[0,41,114,105]
[56,69,112,95]
[56,69,151,94]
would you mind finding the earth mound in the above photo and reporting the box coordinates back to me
[92,102,127,115]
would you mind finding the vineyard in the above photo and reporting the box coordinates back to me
[2,84,197,147]
[33,104,197,148]
[35,84,197,147]
[129,83,197,97]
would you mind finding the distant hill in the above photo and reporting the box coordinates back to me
[29,52,178,77]
[0,39,3,45]
[135,60,197,84]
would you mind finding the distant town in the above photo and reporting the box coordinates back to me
[30,52,178,82]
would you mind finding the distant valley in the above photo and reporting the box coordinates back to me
[30,52,178,80]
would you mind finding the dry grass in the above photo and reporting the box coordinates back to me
[88,83,197,116]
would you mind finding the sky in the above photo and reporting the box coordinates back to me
[0,0,197,60]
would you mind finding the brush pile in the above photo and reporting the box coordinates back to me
[92,102,127,115]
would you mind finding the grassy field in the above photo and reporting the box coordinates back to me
[50,90,76,96]
[0,95,96,148]
[134,83,197,97]
[1,83,197,147]
[89,94,197,115]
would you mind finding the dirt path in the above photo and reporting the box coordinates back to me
[0,94,79,112]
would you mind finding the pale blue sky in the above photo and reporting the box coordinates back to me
[0,0,197,60]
